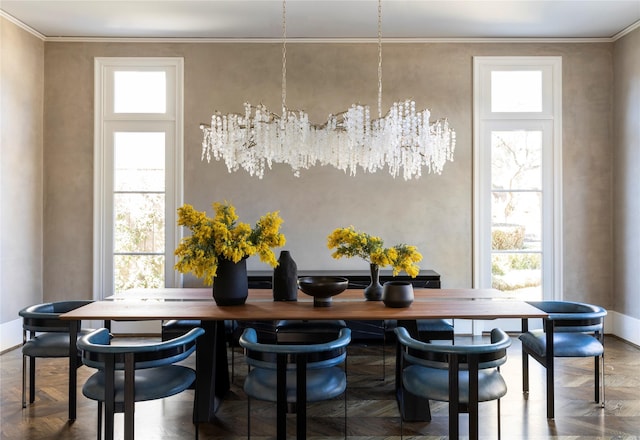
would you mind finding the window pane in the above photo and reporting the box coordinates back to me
[491,253,541,299]
[114,71,166,113]
[491,130,542,190]
[491,71,542,112]
[114,255,164,292]
[492,192,541,251]
[114,193,165,253]
[114,132,165,191]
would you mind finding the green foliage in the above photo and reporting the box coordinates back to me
[492,225,525,250]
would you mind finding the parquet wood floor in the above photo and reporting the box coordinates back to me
[1,335,639,439]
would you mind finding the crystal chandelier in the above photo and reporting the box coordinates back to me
[201,0,456,180]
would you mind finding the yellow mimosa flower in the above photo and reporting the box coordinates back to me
[327,226,422,278]
[174,202,285,285]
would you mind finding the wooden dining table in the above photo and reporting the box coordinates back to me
[61,288,553,424]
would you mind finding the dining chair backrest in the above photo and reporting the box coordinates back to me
[395,327,512,440]
[241,327,349,371]
[397,327,511,371]
[19,300,94,411]
[526,300,606,332]
[20,300,93,333]
[520,300,607,412]
[78,327,202,370]
[78,327,204,440]
[239,327,351,440]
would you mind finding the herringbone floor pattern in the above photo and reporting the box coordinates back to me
[1,335,639,439]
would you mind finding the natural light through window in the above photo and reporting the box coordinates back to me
[113,132,166,292]
[491,71,542,113]
[490,130,542,296]
[474,56,561,308]
[114,71,166,113]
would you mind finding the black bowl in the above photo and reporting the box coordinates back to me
[298,276,349,307]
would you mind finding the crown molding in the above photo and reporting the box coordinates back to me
[0,10,45,40]
[612,19,640,41]
[41,36,618,44]
[2,10,636,44]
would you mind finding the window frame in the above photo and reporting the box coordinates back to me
[93,57,184,300]
[473,56,563,301]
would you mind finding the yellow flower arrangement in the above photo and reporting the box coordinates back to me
[174,202,285,285]
[327,226,423,277]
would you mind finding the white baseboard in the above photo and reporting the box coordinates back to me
[1,318,23,352]
[609,310,640,346]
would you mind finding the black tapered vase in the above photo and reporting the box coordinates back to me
[364,263,384,301]
[273,250,298,301]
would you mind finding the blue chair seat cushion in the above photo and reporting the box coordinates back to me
[244,366,346,403]
[403,364,508,403]
[22,329,94,357]
[519,329,604,358]
[82,365,196,403]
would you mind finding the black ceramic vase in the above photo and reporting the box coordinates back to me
[212,257,248,306]
[272,250,298,301]
[382,281,414,308]
[364,263,384,301]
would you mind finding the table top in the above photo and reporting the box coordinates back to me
[106,287,517,301]
[63,288,546,321]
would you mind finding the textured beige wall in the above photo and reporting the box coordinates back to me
[42,41,614,308]
[0,17,44,322]
[614,27,640,319]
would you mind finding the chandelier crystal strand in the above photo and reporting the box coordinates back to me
[200,0,455,179]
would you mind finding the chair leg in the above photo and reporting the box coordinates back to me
[521,351,529,395]
[22,354,27,408]
[231,345,235,382]
[97,401,103,440]
[29,357,36,403]
[594,355,600,403]
[246,395,251,440]
[382,321,386,380]
[497,398,502,439]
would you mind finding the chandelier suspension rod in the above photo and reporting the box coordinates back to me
[282,0,287,115]
[377,0,383,120]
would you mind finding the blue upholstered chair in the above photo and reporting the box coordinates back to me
[239,327,351,440]
[383,318,455,378]
[395,327,511,440]
[19,300,94,410]
[519,300,607,412]
[78,327,204,440]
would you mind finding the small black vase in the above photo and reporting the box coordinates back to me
[273,250,298,301]
[363,263,384,301]
[382,281,414,308]
[212,258,248,306]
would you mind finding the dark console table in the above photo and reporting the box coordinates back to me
[247,269,440,289]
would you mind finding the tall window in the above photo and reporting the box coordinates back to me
[473,57,562,301]
[94,58,183,298]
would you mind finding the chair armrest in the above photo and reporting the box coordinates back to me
[239,327,351,353]
[395,327,511,354]
[78,327,205,369]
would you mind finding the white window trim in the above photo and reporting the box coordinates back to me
[93,57,184,300]
[473,56,563,301]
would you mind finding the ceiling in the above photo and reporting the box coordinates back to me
[1,0,639,40]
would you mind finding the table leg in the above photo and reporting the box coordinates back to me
[195,320,230,422]
[395,320,431,422]
[544,318,555,419]
[69,323,78,421]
